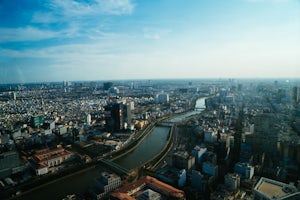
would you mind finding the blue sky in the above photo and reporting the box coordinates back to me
[0,0,299,83]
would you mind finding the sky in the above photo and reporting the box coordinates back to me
[0,0,300,83]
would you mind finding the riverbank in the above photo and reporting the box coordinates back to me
[143,124,175,170]
[6,97,207,199]
[110,122,156,161]
[6,162,96,200]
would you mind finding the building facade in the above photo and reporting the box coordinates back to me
[234,162,254,179]
[93,172,121,199]
[172,151,195,170]
[105,103,125,132]
[224,173,240,190]
[33,147,73,175]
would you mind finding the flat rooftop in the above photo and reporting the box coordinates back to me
[254,177,299,199]
[257,181,287,198]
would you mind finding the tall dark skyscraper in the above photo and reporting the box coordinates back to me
[293,86,300,104]
[246,113,279,166]
[232,111,243,163]
[104,103,124,132]
[103,82,113,90]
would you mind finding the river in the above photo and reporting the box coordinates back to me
[114,126,170,169]
[15,97,206,200]
[168,97,206,123]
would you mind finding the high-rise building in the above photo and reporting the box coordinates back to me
[172,151,195,170]
[232,110,243,164]
[293,86,300,104]
[202,162,218,179]
[234,162,254,179]
[86,114,91,125]
[103,82,113,90]
[192,146,207,165]
[246,113,279,155]
[155,93,169,104]
[105,103,125,132]
[191,170,207,191]
[10,92,16,100]
[124,103,132,126]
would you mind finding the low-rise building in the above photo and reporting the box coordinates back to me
[110,176,185,200]
[136,189,161,200]
[33,147,73,175]
[253,177,300,200]
[0,151,22,179]
[156,167,186,188]
[92,172,121,199]
[224,173,240,190]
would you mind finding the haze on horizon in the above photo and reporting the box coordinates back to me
[0,0,299,84]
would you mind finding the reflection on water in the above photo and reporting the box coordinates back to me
[169,97,206,123]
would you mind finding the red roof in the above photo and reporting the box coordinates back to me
[33,147,72,163]
[111,176,185,199]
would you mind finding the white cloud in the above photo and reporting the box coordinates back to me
[143,28,172,40]
[50,0,96,16]
[31,12,59,24]
[0,27,60,42]
[99,0,135,15]
[29,0,136,42]
[33,0,135,23]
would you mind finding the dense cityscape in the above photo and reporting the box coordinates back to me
[0,78,299,199]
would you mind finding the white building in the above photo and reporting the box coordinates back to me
[86,114,91,125]
[253,177,300,200]
[93,172,121,199]
[128,101,134,110]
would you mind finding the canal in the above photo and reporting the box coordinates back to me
[114,126,170,169]
[15,97,206,200]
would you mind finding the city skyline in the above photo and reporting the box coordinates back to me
[1,0,300,83]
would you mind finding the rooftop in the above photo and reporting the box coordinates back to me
[254,177,300,200]
[110,176,185,199]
